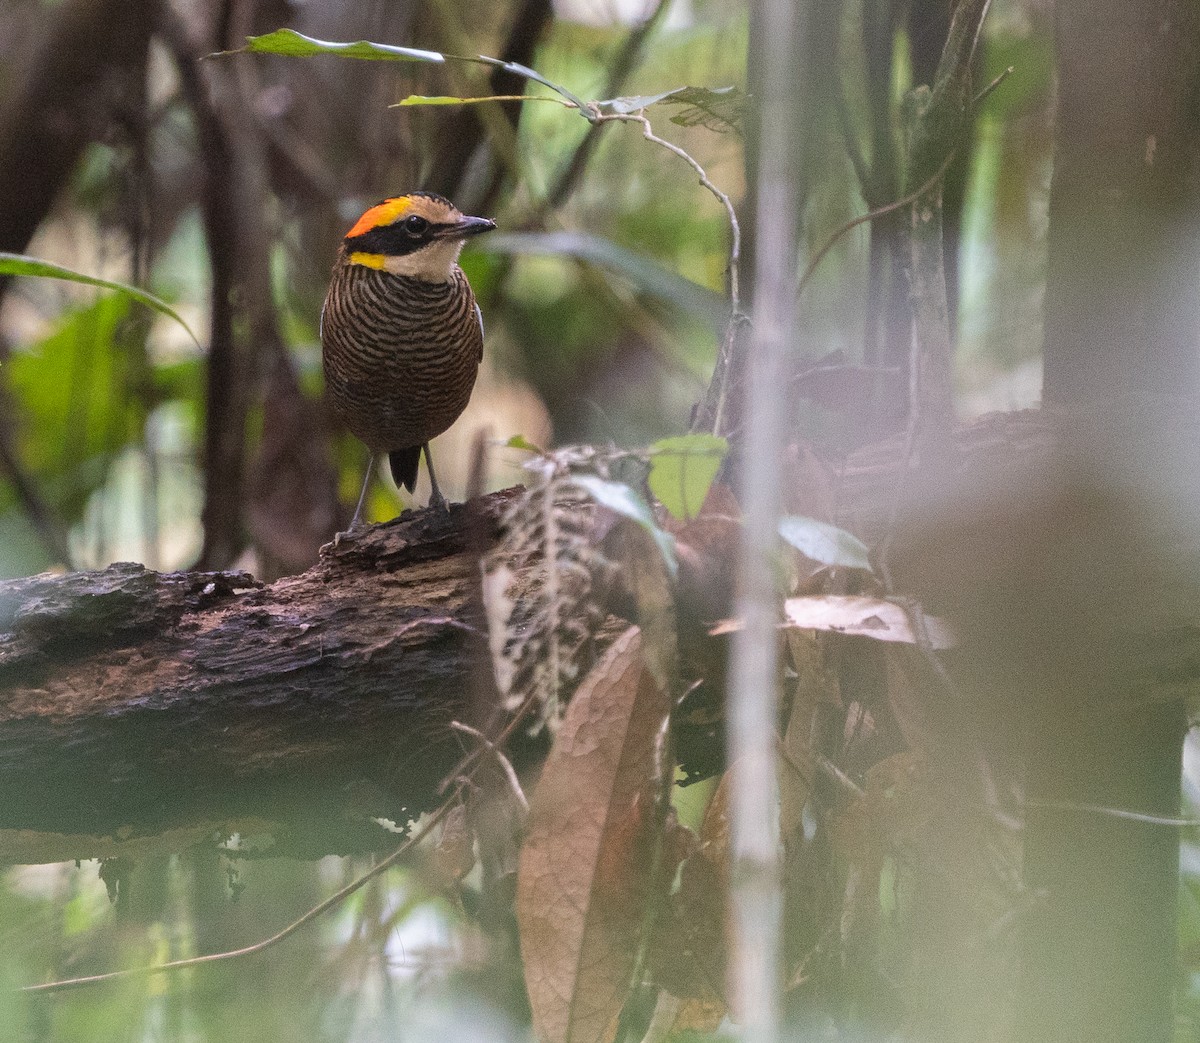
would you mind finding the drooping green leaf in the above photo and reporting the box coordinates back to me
[234,29,447,63]
[647,434,728,521]
[228,30,589,113]
[0,253,198,347]
[471,55,588,111]
[571,474,677,577]
[778,516,873,572]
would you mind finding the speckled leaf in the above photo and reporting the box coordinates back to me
[517,627,670,1043]
[783,595,954,648]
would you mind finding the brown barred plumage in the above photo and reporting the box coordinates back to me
[320,193,494,531]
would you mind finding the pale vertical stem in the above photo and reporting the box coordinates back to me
[727,0,804,1039]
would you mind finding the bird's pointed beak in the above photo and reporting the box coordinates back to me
[441,215,496,240]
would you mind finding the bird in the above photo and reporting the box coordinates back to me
[320,191,496,532]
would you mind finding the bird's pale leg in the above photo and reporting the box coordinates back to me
[346,451,377,532]
[423,443,448,511]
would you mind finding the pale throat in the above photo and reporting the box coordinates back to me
[349,239,466,282]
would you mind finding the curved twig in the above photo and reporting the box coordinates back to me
[20,797,459,994]
[796,146,959,298]
[797,66,1013,300]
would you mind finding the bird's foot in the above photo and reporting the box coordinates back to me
[329,523,366,550]
[427,490,450,513]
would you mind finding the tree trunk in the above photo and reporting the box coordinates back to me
[0,0,156,266]
[1023,3,1200,1040]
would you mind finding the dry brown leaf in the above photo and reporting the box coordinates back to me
[517,627,670,1043]
[785,596,953,646]
[712,596,954,648]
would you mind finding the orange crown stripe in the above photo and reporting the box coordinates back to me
[345,197,412,239]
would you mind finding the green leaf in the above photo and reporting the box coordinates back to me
[394,94,572,108]
[505,434,544,453]
[470,55,588,111]
[227,30,589,113]
[778,516,873,572]
[0,253,198,347]
[647,434,728,521]
[571,474,677,577]
[235,28,446,63]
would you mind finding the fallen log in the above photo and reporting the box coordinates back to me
[0,488,542,861]
[8,409,1188,866]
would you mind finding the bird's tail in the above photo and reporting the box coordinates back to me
[388,446,421,492]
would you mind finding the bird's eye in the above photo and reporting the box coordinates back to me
[403,215,429,235]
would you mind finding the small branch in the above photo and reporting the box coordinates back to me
[21,797,459,994]
[974,66,1014,109]
[591,109,743,438]
[439,689,539,797]
[449,720,529,812]
[593,111,741,316]
[797,146,959,298]
[1024,799,1200,829]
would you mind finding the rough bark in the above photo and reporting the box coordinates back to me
[0,490,533,862]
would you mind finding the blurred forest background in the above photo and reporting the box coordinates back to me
[2,0,1200,1040]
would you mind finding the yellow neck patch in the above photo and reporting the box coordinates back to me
[346,197,412,239]
[348,251,387,270]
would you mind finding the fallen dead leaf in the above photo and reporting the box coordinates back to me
[711,595,954,649]
[516,627,671,1043]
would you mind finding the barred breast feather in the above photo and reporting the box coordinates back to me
[320,250,484,455]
